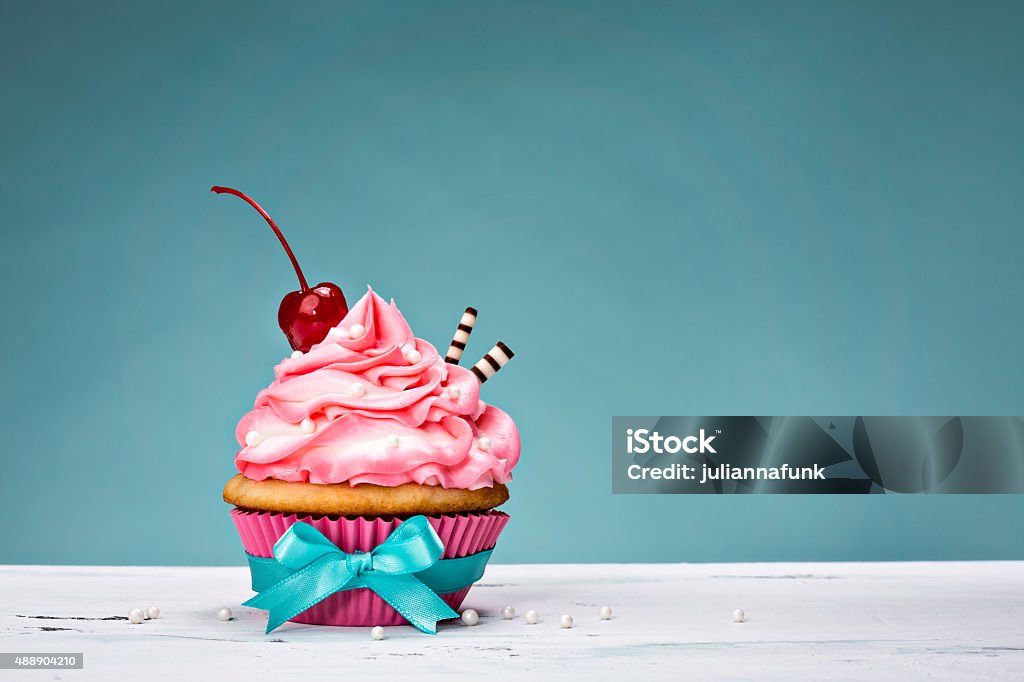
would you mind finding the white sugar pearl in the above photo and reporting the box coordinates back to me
[404,347,422,364]
[560,614,573,629]
[461,609,479,626]
[217,607,233,621]
[599,605,613,620]
[351,383,367,397]
[371,625,385,640]
[386,434,400,448]
[732,609,745,623]
[244,431,262,447]
[290,350,303,359]
[300,418,316,434]
[128,608,145,625]
[501,605,515,620]
[146,606,160,620]
[525,609,540,624]
[447,386,461,400]
[478,437,491,452]
[348,324,365,339]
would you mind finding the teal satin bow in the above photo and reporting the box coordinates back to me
[243,516,490,634]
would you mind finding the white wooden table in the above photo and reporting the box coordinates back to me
[2,562,1022,680]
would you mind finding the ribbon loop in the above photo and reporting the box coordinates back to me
[368,516,446,575]
[243,516,489,635]
[273,521,342,570]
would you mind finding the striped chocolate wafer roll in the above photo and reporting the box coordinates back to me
[471,341,514,383]
[445,307,478,364]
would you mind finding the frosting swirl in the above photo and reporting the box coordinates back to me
[234,287,520,490]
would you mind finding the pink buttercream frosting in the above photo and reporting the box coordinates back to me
[234,287,520,490]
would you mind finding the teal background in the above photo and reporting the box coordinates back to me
[2,1,1023,565]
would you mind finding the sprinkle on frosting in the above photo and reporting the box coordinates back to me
[234,287,520,489]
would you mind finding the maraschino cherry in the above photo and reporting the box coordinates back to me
[211,186,347,352]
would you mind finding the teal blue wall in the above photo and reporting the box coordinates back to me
[2,1,1023,565]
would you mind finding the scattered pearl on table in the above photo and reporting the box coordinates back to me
[386,434,400,448]
[244,431,262,447]
[128,608,145,625]
[300,418,316,434]
[732,609,745,623]
[404,347,422,364]
[217,607,233,622]
[501,605,515,620]
[461,608,479,626]
[146,606,160,620]
[447,386,461,400]
[290,350,303,359]
[559,614,574,629]
[351,383,367,397]
[371,626,385,640]
[478,437,491,452]
[599,605,613,620]
[348,324,365,340]
[525,609,540,624]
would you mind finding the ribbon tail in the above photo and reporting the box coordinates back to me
[365,574,459,635]
[244,557,355,633]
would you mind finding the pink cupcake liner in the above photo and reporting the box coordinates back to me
[230,509,509,628]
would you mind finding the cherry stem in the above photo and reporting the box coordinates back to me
[211,186,309,291]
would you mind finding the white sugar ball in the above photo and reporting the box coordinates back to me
[386,434,400,448]
[599,605,613,620]
[525,609,540,624]
[371,625,385,640]
[146,606,160,620]
[404,347,422,364]
[128,608,145,624]
[217,607,233,622]
[447,386,461,400]
[244,430,262,447]
[559,614,573,629]
[348,324,365,339]
[501,605,515,620]
[461,608,479,626]
[290,350,303,359]
[351,383,367,397]
[477,436,491,452]
[300,418,316,434]
[732,609,745,623]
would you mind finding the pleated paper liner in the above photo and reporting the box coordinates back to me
[231,509,509,627]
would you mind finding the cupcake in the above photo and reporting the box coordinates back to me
[224,287,520,632]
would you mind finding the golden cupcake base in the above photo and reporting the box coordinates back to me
[223,474,509,517]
